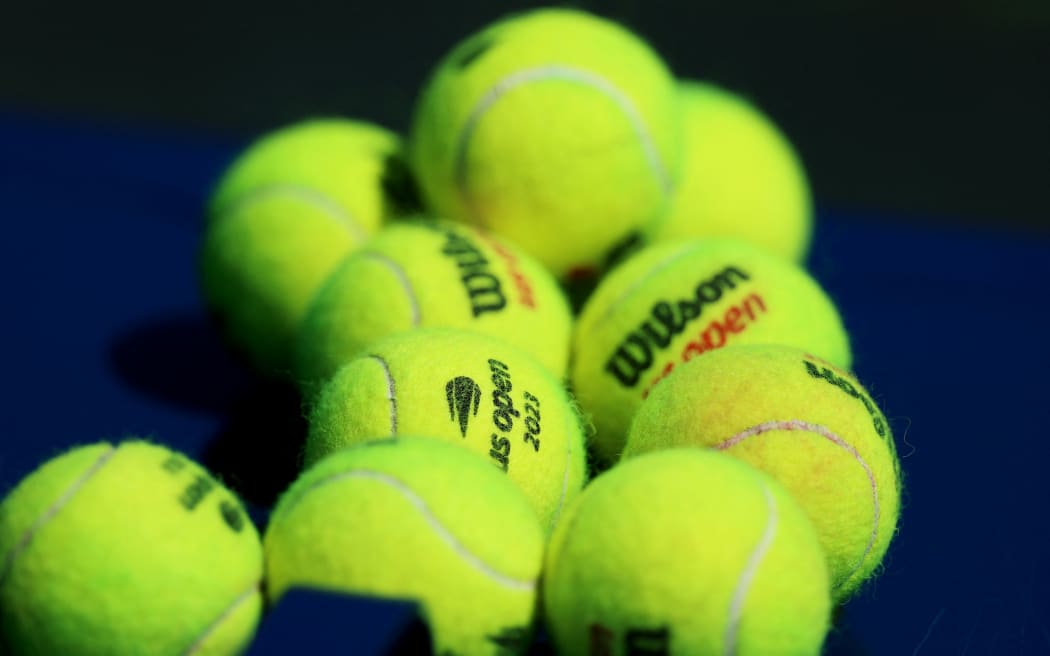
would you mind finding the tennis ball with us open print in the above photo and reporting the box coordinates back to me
[305,327,587,534]
[294,219,572,394]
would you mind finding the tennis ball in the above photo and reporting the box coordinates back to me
[0,441,263,655]
[644,81,813,263]
[409,8,681,279]
[544,448,831,655]
[265,437,544,656]
[305,327,587,533]
[201,118,409,376]
[572,238,851,464]
[208,118,414,224]
[624,344,902,600]
[294,219,572,388]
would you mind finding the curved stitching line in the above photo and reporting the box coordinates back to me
[283,469,535,592]
[367,354,398,435]
[724,484,778,656]
[714,419,881,592]
[454,64,672,217]
[359,252,421,327]
[548,416,574,533]
[596,241,699,324]
[219,183,368,242]
[0,446,117,586]
[182,582,261,656]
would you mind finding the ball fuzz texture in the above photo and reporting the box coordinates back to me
[409,8,681,279]
[624,344,902,600]
[0,441,263,656]
[644,80,813,263]
[294,219,572,391]
[201,118,407,376]
[572,238,851,464]
[265,438,545,656]
[544,449,831,656]
[305,327,587,533]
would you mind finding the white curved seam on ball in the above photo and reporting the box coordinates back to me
[549,419,573,533]
[714,419,881,592]
[0,446,117,586]
[597,241,700,323]
[299,469,535,591]
[724,485,778,656]
[182,581,260,656]
[454,64,672,213]
[220,184,368,241]
[360,252,421,326]
[367,354,398,435]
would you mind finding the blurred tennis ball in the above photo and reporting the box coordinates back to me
[645,80,812,263]
[409,8,681,279]
[201,118,415,376]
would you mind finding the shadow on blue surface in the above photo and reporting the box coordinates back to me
[108,313,307,510]
[245,588,431,655]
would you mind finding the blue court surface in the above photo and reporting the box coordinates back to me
[1,113,1048,654]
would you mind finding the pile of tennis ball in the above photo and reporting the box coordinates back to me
[0,8,902,656]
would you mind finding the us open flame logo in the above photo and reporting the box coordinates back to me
[445,375,482,437]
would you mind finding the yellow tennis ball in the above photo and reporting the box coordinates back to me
[294,219,573,389]
[645,80,813,263]
[624,344,902,601]
[201,118,407,376]
[208,118,412,224]
[0,441,263,655]
[409,8,681,279]
[265,437,545,655]
[544,448,831,655]
[571,238,851,464]
[305,327,587,534]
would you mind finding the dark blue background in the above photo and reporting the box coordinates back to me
[2,112,1048,654]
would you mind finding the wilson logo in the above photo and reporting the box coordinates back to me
[435,225,508,317]
[445,376,481,437]
[605,265,751,388]
[803,359,888,439]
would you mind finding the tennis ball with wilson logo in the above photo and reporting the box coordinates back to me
[624,344,901,601]
[571,238,850,464]
[294,219,572,396]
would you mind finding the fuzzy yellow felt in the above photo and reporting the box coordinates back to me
[409,8,681,279]
[294,219,572,390]
[645,80,812,263]
[208,118,404,227]
[571,238,851,464]
[201,119,403,376]
[544,449,831,655]
[0,441,263,656]
[265,438,544,656]
[304,327,587,534]
[624,344,902,600]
